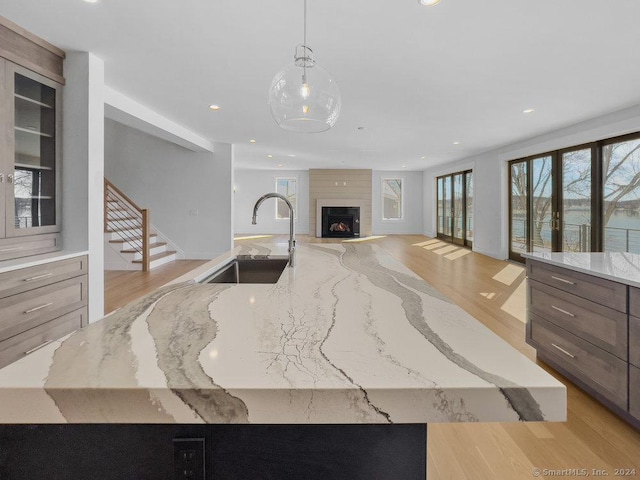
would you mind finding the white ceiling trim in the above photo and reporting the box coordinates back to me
[104,87,215,153]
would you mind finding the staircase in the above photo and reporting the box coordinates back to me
[104,178,177,271]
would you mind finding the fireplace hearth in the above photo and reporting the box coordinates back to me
[322,207,360,238]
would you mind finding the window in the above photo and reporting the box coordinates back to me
[275,177,297,220]
[507,131,640,261]
[603,136,640,253]
[382,178,403,220]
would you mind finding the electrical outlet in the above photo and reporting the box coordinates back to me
[173,438,205,480]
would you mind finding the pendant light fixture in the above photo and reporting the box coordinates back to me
[268,0,341,133]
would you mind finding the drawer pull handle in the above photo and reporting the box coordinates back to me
[0,247,23,252]
[551,343,576,359]
[551,275,575,285]
[23,273,53,282]
[24,302,53,314]
[24,340,54,355]
[551,305,575,317]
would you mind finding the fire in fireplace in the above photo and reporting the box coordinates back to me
[322,207,360,238]
[330,222,351,232]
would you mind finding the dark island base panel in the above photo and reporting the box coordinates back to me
[0,424,427,480]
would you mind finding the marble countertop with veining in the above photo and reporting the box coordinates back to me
[0,243,566,424]
[523,252,640,288]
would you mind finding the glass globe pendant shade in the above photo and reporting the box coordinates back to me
[269,45,341,133]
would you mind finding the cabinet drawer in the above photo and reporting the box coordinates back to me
[0,276,87,342]
[0,234,60,262]
[0,255,87,300]
[630,315,640,369]
[631,287,640,318]
[529,279,627,359]
[527,261,627,312]
[0,308,85,370]
[631,365,640,420]
[529,314,627,410]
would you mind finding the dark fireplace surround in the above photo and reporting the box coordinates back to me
[322,206,360,238]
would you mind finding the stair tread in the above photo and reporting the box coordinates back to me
[133,251,176,263]
[108,233,157,243]
[106,227,143,233]
[121,242,167,253]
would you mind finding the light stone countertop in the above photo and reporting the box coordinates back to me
[0,242,566,424]
[0,250,89,274]
[523,252,640,288]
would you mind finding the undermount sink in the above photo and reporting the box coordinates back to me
[201,257,289,284]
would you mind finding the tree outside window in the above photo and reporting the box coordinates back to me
[382,178,403,220]
[275,177,297,220]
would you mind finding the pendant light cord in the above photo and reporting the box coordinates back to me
[303,0,308,82]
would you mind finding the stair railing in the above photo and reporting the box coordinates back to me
[104,178,150,271]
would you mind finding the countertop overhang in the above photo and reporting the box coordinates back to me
[0,243,566,424]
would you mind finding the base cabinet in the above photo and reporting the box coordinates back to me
[0,255,87,369]
[527,260,639,427]
[631,365,640,420]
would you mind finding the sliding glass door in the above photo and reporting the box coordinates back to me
[509,146,596,262]
[561,147,593,252]
[602,135,640,253]
[437,170,473,248]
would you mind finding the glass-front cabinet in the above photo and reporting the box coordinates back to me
[9,64,59,235]
[0,60,61,259]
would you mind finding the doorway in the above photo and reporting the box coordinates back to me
[437,170,473,248]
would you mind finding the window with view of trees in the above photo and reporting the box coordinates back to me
[603,137,640,253]
[508,132,640,262]
[275,177,297,220]
[382,178,403,220]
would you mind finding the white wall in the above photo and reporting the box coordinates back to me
[234,169,310,235]
[372,171,424,235]
[104,119,233,259]
[62,52,105,323]
[234,169,424,236]
[423,104,640,260]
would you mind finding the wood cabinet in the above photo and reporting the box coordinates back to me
[0,17,64,261]
[527,260,639,427]
[0,256,87,369]
[631,287,640,369]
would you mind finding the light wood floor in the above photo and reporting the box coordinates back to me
[104,259,208,314]
[105,235,640,479]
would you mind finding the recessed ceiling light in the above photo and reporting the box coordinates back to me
[453,141,461,145]
[249,139,256,143]
[267,154,273,158]
[209,104,221,111]
[277,164,283,167]
[421,156,426,159]
[288,154,296,157]
[402,165,407,169]
[83,0,100,3]
[418,0,441,5]
[522,108,535,114]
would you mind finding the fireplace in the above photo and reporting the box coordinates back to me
[322,207,360,238]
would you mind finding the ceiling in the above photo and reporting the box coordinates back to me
[2,0,640,171]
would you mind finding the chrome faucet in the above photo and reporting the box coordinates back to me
[252,193,296,267]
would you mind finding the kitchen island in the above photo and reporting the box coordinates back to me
[0,243,565,479]
[524,252,640,429]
